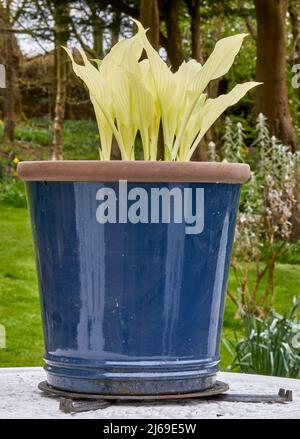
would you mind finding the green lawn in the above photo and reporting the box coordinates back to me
[0,202,300,369]
[0,203,43,366]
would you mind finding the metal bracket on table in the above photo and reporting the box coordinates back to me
[58,388,293,414]
[213,388,293,404]
[59,397,112,414]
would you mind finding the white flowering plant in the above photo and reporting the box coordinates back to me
[220,114,300,317]
[64,20,259,161]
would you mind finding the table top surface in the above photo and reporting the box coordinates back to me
[1,367,300,419]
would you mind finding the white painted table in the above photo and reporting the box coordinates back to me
[0,367,300,419]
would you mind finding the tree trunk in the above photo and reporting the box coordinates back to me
[109,9,121,159]
[139,0,163,159]
[92,17,104,59]
[254,0,295,148]
[190,140,209,161]
[289,2,300,126]
[190,14,221,161]
[52,2,70,160]
[111,10,121,47]
[188,0,206,162]
[0,3,15,142]
[289,2,300,241]
[187,0,203,63]
[164,0,184,71]
[140,0,160,51]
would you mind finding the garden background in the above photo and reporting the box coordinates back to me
[1,0,300,375]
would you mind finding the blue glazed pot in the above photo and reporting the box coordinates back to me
[19,161,250,395]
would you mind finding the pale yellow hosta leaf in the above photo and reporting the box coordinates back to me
[133,20,177,151]
[93,101,113,160]
[133,20,174,97]
[65,38,142,160]
[128,72,156,160]
[100,34,143,77]
[183,82,261,161]
[136,59,160,118]
[138,61,161,159]
[189,34,248,93]
[63,46,129,159]
[64,47,107,105]
[66,20,260,162]
[174,59,202,86]
[101,36,143,159]
[172,34,248,159]
[149,112,161,160]
[179,94,207,158]
[139,58,150,76]
[110,68,131,128]
[173,60,202,125]
[121,37,144,75]
[110,67,140,159]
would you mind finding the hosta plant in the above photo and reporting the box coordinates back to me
[65,20,260,161]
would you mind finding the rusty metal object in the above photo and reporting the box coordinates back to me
[213,388,293,404]
[59,398,111,414]
[278,388,293,401]
[38,380,229,401]
[38,381,293,414]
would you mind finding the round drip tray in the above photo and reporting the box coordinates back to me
[38,380,229,401]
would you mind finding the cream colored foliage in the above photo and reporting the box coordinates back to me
[65,20,260,161]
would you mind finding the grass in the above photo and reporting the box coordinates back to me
[0,202,299,369]
[0,203,43,366]
[0,118,143,165]
[0,118,100,164]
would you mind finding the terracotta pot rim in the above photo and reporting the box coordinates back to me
[17,160,251,183]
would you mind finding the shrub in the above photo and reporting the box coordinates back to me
[0,178,27,208]
[15,124,50,146]
[221,114,300,316]
[224,296,300,378]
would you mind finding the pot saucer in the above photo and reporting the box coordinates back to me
[38,380,229,401]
